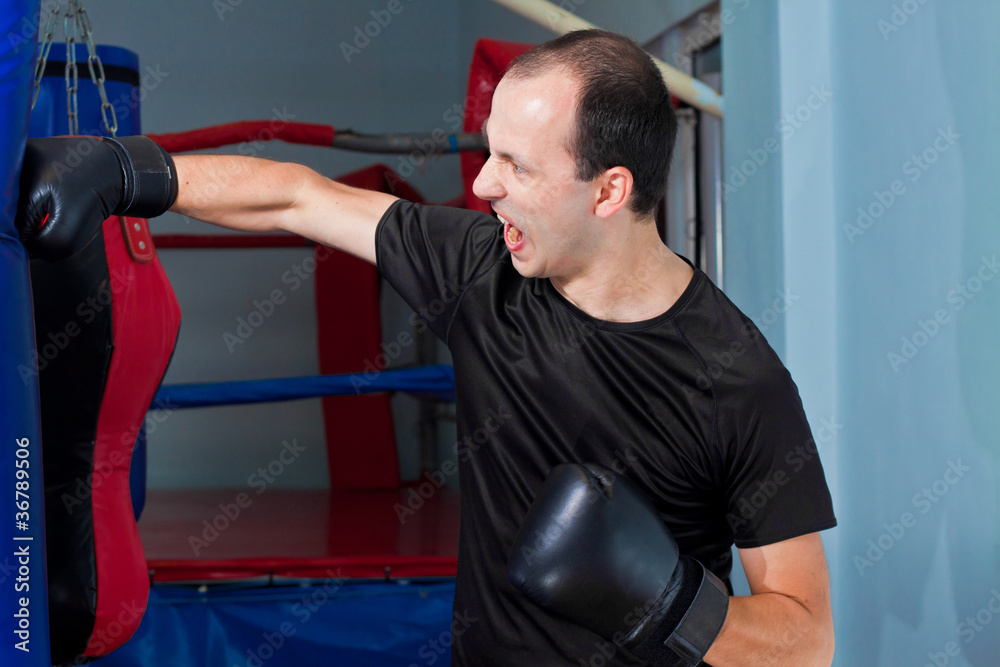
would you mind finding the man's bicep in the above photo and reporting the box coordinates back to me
[286,171,398,265]
[737,532,832,612]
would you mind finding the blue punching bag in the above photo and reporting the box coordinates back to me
[0,0,53,665]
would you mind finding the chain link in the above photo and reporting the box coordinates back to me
[31,1,119,137]
[30,2,60,109]
[76,5,117,136]
[63,1,80,135]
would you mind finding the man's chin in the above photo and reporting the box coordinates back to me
[510,255,542,279]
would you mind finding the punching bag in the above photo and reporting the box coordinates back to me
[28,42,181,663]
[0,0,53,664]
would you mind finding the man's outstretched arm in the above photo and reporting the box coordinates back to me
[16,136,396,264]
[171,155,398,265]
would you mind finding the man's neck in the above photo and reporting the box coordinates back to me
[550,229,695,323]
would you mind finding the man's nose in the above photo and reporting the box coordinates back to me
[472,156,505,202]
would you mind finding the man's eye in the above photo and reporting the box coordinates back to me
[512,163,525,174]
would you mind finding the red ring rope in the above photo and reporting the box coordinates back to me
[146,120,335,153]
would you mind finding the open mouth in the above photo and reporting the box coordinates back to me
[498,214,524,252]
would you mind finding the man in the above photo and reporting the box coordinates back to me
[19,30,835,666]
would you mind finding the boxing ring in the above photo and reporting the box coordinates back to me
[2,1,710,663]
[0,0,532,661]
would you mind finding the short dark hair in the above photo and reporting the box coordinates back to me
[504,30,677,217]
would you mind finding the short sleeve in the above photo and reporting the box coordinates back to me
[721,368,838,548]
[375,200,506,342]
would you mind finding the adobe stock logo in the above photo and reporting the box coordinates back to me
[722,85,833,200]
[887,255,999,373]
[877,0,931,41]
[339,0,413,63]
[853,459,970,576]
[843,126,959,244]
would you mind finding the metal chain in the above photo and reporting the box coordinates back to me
[31,1,118,137]
[30,2,60,109]
[76,5,117,136]
[63,1,79,135]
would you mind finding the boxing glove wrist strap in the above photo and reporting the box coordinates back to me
[625,558,729,667]
[103,135,177,218]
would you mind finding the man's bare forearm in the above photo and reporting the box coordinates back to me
[171,155,309,233]
[169,154,396,264]
[703,593,834,666]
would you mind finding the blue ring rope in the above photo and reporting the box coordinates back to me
[153,364,455,409]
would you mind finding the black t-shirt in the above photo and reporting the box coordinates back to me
[376,201,837,666]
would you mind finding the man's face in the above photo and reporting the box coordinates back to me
[473,70,604,281]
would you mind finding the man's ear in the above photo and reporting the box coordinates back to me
[594,166,633,218]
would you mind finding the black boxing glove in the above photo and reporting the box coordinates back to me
[507,463,729,667]
[16,135,177,260]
